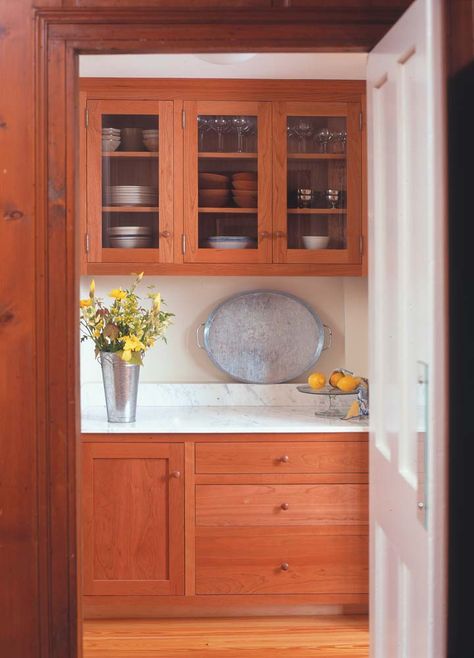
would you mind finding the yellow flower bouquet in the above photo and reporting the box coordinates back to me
[80,272,174,366]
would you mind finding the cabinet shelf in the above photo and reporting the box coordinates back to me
[199,207,257,214]
[287,153,346,160]
[103,206,159,212]
[287,208,347,215]
[102,151,158,158]
[198,152,258,159]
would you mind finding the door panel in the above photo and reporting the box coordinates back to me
[368,0,447,655]
[82,443,184,595]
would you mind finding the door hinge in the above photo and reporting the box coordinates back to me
[85,109,89,128]
[359,235,364,255]
[181,233,186,254]
[182,110,186,129]
[359,112,363,131]
[85,233,90,254]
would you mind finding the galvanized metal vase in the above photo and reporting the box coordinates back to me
[100,352,140,423]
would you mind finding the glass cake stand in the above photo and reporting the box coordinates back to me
[297,384,357,418]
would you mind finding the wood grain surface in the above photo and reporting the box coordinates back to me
[83,615,369,657]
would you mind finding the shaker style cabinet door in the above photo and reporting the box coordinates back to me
[86,99,174,264]
[183,100,273,264]
[82,443,184,595]
[273,101,363,265]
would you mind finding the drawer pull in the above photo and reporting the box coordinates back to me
[279,455,290,463]
[171,470,181,479]
[280,502,289,511]
[280,562,290,571]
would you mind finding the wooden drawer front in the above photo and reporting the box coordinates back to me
[196,528,368,595]
[196,484,368,527]
[195,441,368,474]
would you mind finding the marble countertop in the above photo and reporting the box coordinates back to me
[81,382,369,434]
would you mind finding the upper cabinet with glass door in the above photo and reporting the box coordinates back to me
[183,101,272,264]
[273,102,362,266]
[85,99,174,264]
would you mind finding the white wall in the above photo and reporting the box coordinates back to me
[79,53,368,386]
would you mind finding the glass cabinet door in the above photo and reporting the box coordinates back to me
[273,102,362,265]
[183,100,272,264]
[86,100,173,263]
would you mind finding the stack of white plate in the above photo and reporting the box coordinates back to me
[142,129,159,152]
[108,225,153,249]
[105,185,158,206]
[206,236,256,250]
[102,128,121,152]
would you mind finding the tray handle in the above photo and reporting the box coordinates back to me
[196,323,206,349]
[322,324,333,351]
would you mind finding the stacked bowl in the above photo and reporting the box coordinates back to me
[232,172,258,208]
[108,225,153,249]
[102,127,121,152]
[142,129,159,152]
[198,173,231,207]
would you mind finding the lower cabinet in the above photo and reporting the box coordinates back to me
[81,434,368,616]
[82,442,185,595]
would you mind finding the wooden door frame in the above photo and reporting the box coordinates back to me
[25,6,411,658]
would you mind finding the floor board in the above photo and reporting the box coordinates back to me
[83,615,369,657]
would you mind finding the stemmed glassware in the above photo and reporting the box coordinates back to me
[331,130,347,153]
[209,116,232,151]
[314,128,333,153]
[197,116,211,152]
[293,119,314,153]
[232,117,252,153]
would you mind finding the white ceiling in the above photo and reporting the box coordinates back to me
[79,53,367,80]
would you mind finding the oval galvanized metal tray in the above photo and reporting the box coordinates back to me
[197,290,331,384]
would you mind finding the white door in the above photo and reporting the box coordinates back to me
[368,1,447,656]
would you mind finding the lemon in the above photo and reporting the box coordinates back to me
[308,372,326,389]
[336,375,359,392]
[329,369,345,388]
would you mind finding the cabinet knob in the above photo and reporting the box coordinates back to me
[259,231,270,239]
[275,231,286,239]
[4,209,24,220]
[279,455,290,463]
[280,502,289,511]
[171,470,181,479]
[159,230,171,238]
[280,562,289,571]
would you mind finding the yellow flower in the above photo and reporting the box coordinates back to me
[89,279,95,299]
[153,293,161,311]
[122,335,146,353]
[121,349,132,362]
[109,288,127,300]
[80,298,92,308]
[137,272,144,282]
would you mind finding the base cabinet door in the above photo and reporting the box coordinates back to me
[82,442,184,595]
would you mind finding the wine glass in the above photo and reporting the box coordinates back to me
[197,116,211,152]
[325,189,340,209]
[293,119,314,153]
[232,117,252,153]
[314,128,333,153]
[332,130,347,153]
[209,116,232,152]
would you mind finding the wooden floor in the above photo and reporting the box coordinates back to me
[83,615,369,657]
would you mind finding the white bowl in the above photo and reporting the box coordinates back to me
[302,235,330,249]
[102,140,121,152]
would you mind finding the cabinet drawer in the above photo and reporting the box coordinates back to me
[196,483,368,527]
[196,528,368,595]
[195,441,368,474]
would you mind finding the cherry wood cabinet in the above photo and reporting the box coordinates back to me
[81,432,368,618]
[82,442,184,595]
[80,78,366,276]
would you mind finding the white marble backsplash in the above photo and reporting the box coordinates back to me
[81,382,327,409]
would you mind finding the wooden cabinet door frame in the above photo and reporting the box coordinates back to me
[273,100,362,265]
[86,98,174,265]
[183,99,273,264]
[82,442,184,596]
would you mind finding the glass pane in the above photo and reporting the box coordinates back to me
[287,115,347,250]
[198,114,257,153]
[102,114,159,249]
